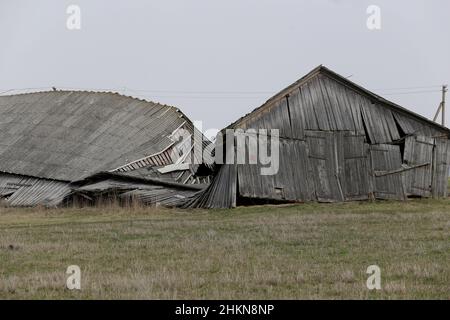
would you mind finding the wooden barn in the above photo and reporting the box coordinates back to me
[185,66,450,208]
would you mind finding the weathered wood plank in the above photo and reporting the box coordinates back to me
[287,89,306,140]
[237,138,312,202]
[370,144,405,200]
[361,100,400,144]
[305,78,331,131]
[242,98,292,139]
[341,133,370,200]
[403,135,433,197]
[306,131,344,202]
[320,76,357,132]
[432,138,450,198]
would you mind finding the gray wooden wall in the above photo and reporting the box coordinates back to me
[190,72,450,208]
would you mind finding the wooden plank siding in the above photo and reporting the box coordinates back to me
[237,138,312,202]
[184,67,450,208]
[305,131,344,202]
[287,90,306,140]
[341,133,371,200]
[360,101,400,144]
[403,136,434,197]
[321,76,359,133]
[370,144,406,200]
[240,98,293,139]
[182,164,237,209]
[393,112,444,137]
[233,74,411,145]
[237,131,372,204]
[432,138,450,198]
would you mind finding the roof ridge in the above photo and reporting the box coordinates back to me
[226,65,449,133]
[0,89,180,111]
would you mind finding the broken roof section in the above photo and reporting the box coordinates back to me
[0,90,213,206]
[0,90,212,181]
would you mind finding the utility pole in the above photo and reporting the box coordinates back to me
[433,85,447,126]
[442,85,447,127]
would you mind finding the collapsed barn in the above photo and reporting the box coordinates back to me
[0,91,213,207]
[1,66,449,209]
[185,66,450,208]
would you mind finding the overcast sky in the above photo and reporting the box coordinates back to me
[1,0,449,135]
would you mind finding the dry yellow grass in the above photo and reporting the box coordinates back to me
[0,199,449,299]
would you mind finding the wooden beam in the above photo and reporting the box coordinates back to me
[374,162,430,177]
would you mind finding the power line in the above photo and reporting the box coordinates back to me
[372,85,442,91]
[135,95,268,99]
[379,89,442,96]
[122,87,275,95]
[0,86,445,98]
[120,87,446,99]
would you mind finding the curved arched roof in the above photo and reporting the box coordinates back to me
[0,91,190,181]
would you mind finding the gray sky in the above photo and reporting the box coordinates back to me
[1,0,449,135]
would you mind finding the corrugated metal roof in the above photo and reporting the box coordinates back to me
[0,172,71,207]
[70,173,201,207]
[73,171,207,191]
[0,91,196,181]
[120,188,195,207]
[0,170,206,207]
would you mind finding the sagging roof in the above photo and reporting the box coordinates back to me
[73,171,207,191]
[0,172,71,207]
[0,90,208,182]
[69,171,204,207]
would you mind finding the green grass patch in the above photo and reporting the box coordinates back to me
[0,199,449,299]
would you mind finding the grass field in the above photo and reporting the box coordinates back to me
[0,199,449,299]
